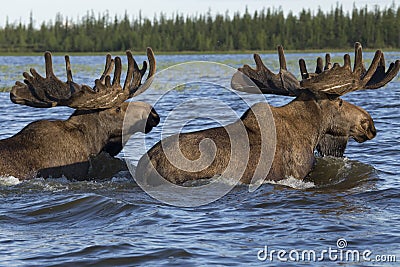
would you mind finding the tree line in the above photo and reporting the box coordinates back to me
[0,4,399,53]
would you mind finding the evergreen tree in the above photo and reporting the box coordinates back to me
[0,5,398,52]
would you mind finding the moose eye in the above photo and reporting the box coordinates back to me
[116,107,121,113]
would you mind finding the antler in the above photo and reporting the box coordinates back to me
[237,42,399,97]
[300,42,400,95]
[237,46,302,96]
[11,48,156,109]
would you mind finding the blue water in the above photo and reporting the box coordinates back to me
[0,51,399,266]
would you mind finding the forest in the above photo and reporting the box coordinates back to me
[0,4,399,53]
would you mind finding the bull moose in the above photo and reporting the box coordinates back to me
[136,43,399,185]
[0,48,159,180]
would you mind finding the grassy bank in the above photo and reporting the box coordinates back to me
[0,87,10,92]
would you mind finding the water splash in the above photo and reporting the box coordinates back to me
[0,175,21,186]
[265,176,316,189]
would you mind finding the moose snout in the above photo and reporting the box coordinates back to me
[362,120,377,141]
[367,124,377,139]
[353,123,377,143]
[145,108,160,133]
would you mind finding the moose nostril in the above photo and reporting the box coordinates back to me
[153,113,160,124]
[151,109,161,124]
[371,127,377,136]
[148,113,160,127]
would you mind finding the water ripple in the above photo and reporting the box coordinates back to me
[0,53,399,266]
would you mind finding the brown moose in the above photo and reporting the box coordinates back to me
[0,48,159,180]
[136,43,399,185]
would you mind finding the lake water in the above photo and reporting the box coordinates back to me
[0,51,399,266]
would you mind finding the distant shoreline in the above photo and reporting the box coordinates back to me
[1,48,399,57]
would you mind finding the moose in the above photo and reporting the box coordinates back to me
[136,43,399,185]
[0,48,160,180]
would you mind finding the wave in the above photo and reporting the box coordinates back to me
[181,157,376,191]
[180,174,316,190]
[0,171,135,198]
[306,156,378,190]
[1,156,378,194]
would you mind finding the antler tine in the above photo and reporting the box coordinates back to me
[44,51,55,78]
[343,53,351,70]
[65,55,73,83]
[140,61,148,78]
[353,42,367,77]
[99,54,114,83]
[324,54,332,70]
[277,45,287,70]
[122,50,138,92]
[361,50,382,81]
[236,45,301,96]
[253,54,267,71]
[131,47,157,97]
[315,57,323,74]
[146,47,156,79]
[112,56,122,86]
[126,51,136,89]
[299,59,309,79]
[131,52,143,92]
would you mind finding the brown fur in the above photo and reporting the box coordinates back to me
[136,92,376,185]
[0,102,159,179]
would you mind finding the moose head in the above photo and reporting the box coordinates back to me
[238,42,399,158]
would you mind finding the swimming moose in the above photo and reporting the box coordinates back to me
[136,43,399,185]
[0,48,160,180]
